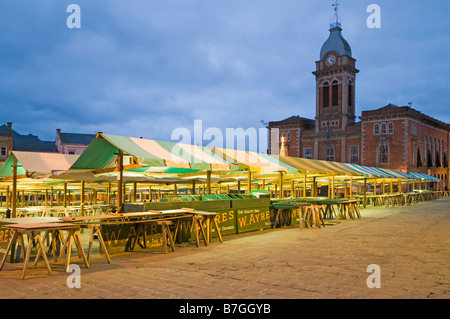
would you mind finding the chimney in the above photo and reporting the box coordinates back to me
[56,128,61,135]
[7,122,12,129]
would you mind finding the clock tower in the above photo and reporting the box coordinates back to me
[312,1,359,133]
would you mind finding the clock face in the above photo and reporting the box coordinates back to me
[326,54,336,66]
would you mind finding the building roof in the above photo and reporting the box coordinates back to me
[320,26,352,60]
[0,124,12,136]
[59,132,96,145]
[360,103,450,130]
[12,131,57,153]
[268,115,315,128]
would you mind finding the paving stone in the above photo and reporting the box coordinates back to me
[1,199,450,300]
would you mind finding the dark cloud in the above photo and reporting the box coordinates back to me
[0,0,449,143]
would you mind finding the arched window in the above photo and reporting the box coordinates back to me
[322,82,330,110]
[331,80,339,106]
[381,123,387,135]
[388,122,394,134]
[348,79,353,110]
[374,124,380,135]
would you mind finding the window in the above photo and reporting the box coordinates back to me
[388,122,394,134]
[322,120,339,127]
[68,150,76,155]
[331,80,339,106]
[325,147,334,161]
[410,122,417,136]
[381,123,387,135]
[378,144,389,164]
[348,84,353,107]
[287,132,291,142]
[350,146,359,164]
[374,124,380,135]
[0,147,6,157]
[303,148,312,159]
[323,82,329,109]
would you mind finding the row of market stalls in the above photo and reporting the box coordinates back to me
[0,133,441,218]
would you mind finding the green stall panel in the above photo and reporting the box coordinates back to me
[235,206,271,233]
[0,221,17,263]
[232,198,271,233]
[100,222,170,254]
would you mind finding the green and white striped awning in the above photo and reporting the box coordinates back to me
[269,155,362,176]
[70,133,243,173]
[0,151,79,180]
[341,163,395,178]
[407,172,440,182]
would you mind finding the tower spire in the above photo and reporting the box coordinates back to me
[330,0,341,29]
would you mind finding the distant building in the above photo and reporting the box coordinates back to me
[267,7,449,189]
[55,129,95,155]
[0,122,57,164]
[0,123,96,164]
[0,123,14,162]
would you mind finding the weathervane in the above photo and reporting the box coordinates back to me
[330,0,342,28]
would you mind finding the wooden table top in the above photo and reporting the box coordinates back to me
[2,222,78,230]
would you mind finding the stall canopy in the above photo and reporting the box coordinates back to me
[407,172,440,182]
[269,155,362,176]
[0,151,79,180]
[379,168,416,180]
[69,133,243,174]
[211,149,297,174]
[341,163,396,178]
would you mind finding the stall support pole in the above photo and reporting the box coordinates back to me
[363,178,367,208]
[12,157,17,218]
[117,151,124,213]
[303,174,307,197]
[291,180,295,198]
[63,183,68,208]
[331,176,335,199]
[350,177,353,200]
[6,186,10,210]
[207,171,211,195]
[133,182,137,202]
[80,181,85,216]
[279,171,284,199]
[312,177,317,197]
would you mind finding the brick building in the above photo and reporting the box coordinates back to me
[267,8,449,189]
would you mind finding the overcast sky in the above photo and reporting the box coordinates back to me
[1,0,449,148]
